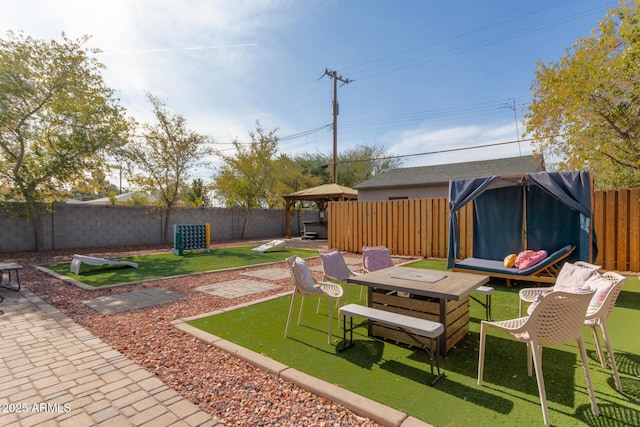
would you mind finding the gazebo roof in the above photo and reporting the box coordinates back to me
[284,183,358,201]
[283,183,357,238]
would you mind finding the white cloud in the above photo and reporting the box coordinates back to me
[1,0,293,136]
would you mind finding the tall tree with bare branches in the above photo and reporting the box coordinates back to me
[126,93,214,243]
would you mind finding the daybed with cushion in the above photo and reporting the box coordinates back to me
[452,245,575,287]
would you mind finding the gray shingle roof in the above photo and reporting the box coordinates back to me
[354,155,544,189]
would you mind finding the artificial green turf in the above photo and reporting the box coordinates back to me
[41,246,318,287]
[188,260,640,426]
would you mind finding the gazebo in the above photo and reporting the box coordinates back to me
[284,183,358,238]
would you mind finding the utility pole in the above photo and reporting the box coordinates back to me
[322,69,352,183]
[501,99,521,156]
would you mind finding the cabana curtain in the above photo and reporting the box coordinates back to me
[447,171,597,269]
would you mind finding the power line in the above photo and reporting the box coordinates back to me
[279,123,332,141]
[336,137,538,165]
[340,5,607,81]
[277,95,531,144]
[338,0,579,74]
[272,2,602,141]
[210,3,597,156]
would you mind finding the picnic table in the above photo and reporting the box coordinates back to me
[347,266,489,355]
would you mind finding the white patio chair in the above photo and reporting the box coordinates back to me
[519,260,600,316]
[320,249,363,303]
[583,271,627,393]
[284,256,343,344]
[478,290,598,426]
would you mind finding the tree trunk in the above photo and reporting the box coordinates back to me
[163,208,171,245]
[28,202,45,251]
[241,208,250,239]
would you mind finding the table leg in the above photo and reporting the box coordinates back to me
[439,298,447,356]
[367,287,373,336]
[0,269,21,291]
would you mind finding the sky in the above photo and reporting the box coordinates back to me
[1,0,615,182]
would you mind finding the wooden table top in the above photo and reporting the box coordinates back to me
[347,266,490,301]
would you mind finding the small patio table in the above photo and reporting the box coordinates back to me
[0,262,23,291]
[347,266,489,355]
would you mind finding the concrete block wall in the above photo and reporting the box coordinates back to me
[0,206,39,252]
[0,203,321,252]
[52,204,163,249]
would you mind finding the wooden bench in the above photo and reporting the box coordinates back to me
[338,303,445,385]
[70,255,138,275]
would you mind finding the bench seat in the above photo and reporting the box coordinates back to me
[471,285,494,320]
[338,303,445,385]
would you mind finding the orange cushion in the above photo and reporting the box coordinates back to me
[504,254,517,268]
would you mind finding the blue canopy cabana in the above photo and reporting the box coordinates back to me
[446,171,597,270]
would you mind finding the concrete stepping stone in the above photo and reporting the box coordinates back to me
[196,280,277,299]
[82,288,184,314]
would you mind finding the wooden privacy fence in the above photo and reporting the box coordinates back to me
[327,188,640,273]
[594,188,640,272]
[327,199,472,259]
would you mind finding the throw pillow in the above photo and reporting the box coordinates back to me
[514,250,534,268]
[583,275,615,314]
[518,250,548,270]
[364,247,394,271]
[294,256,317,292]
[504,254,517,268]
[554,262,599,293]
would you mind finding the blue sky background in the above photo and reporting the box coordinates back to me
[1,0,614,181]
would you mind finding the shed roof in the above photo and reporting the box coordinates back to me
[354,155,544,190]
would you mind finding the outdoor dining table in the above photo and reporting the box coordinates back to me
[347,266,490,355]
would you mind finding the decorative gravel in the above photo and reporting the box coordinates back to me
[4,242,381,426]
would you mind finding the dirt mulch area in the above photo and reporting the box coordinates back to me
[3,241,380,426]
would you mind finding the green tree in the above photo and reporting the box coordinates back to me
[292,152,332,184]
[524,1,640,189]
[293,145,402,187]
[337,144,403,187]
[270,154,324,208]
[126,93,214,243]
[185,178,212,207]
[0,31,132,250]
[212,122,279,237]
[273,154,325,234]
